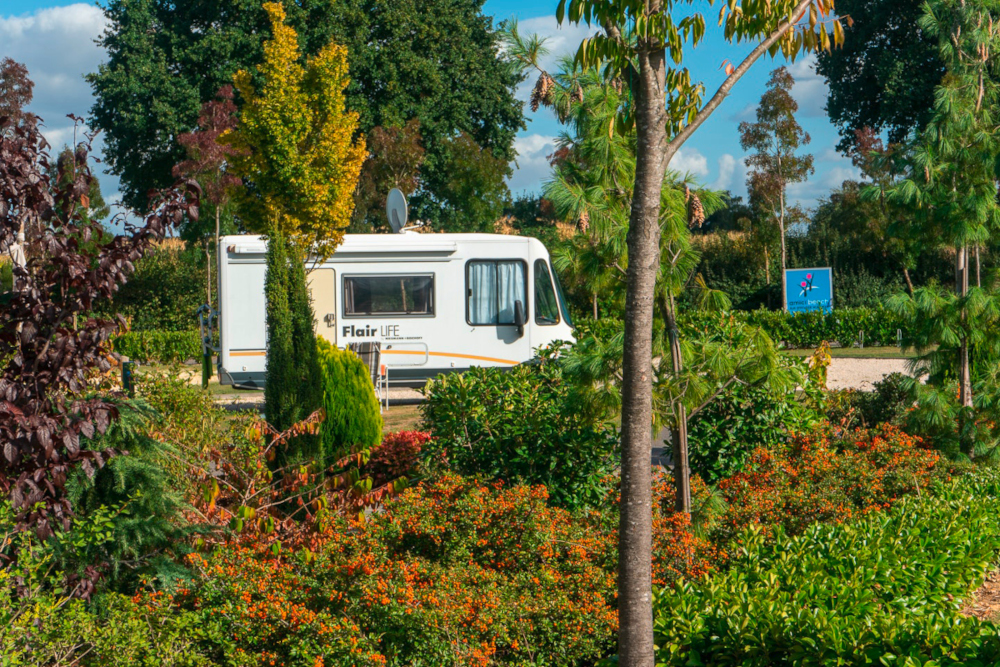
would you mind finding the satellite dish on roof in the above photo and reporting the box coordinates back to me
[386,188,408,233]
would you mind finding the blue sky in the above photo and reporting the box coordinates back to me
[2,0,858,213]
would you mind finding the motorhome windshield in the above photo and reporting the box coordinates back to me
[552,264,573,328]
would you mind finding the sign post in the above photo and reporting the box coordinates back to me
[785,267,833,314]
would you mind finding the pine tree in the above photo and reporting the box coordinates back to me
[880,0,1000,459]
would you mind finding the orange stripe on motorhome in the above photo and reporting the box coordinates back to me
[230,349,518,364]
[381,349,519,365]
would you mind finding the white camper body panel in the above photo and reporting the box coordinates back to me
[217,233,575,387]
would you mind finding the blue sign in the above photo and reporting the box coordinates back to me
[785,267,833,314]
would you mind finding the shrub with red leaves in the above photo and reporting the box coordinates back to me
[364,430,431,487]
[0,111,199,540]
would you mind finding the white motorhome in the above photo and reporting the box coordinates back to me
[217,233,575,387]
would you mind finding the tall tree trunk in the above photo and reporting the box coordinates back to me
[957,244,974,457]
[205,238,212,306]
[779,193,787,312]
[618,42,669,667]
[662,293,691,513]
[213,206,222,308]
[976,245,981,288]
[593,291,599,320]
[764,247,770,284]
[903,267,915,295]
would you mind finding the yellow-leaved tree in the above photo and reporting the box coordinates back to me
[226,1,365,259]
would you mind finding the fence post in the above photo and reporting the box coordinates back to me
[121,357,134,398]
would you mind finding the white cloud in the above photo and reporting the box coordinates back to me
[670,148,710,179]
[1,4,121,219]
[712,153,748,191]
[786,54,827,119]
[508,134,558,194]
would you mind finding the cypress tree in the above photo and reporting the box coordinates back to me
[264,228,323,476]
[287,242,325,464]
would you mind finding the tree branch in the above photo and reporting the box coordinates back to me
[667,0,814,157]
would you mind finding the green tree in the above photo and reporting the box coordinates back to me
[815,0,945,153]
[877,0,1000,459]
[88,0,523,219]
[423,132,511,232]
[263,228,324,476]
[225,2,365,260]
[351,119,425,232]
[553,1,843,663]
[739,67,815,311]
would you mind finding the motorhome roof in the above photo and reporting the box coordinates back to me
[224,232,532,256]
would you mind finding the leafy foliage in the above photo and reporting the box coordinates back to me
[363,431,431,487]
[88,0,524,223]
[100,241,207,332]
[0,111,198,539]
[739,66,814,308]
[871,0,1000,458]
[715,424,945,542]
[316,339,383,463]
[825,372,914,428]
[688,380,823,483]
[111,330,202,364]
[351,119,424,231]
[816,0,945,153]
[0,57,35,132]
[653,474,1000,666]
[422,359,620,509]
[226,2,365,259]
[65,401,194,591]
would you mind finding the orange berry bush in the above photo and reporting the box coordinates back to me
[715,423,947,542]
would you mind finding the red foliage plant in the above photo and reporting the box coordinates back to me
[364,430,431,487]
[0,110,199,543]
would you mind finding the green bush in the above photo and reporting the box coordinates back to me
[652,473,1000,666]
[317,338,383,461]
[422,360,619,509]
[682,307,906,349]
[575,307,906,351]
[111,330,201,364]
[688,381,824,483]
[66,401,193,591]
[825,372,914,428]
[100,241,209,331]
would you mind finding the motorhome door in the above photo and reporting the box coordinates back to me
[308,268,337,345]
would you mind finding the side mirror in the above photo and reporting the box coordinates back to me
[514,300,526,338]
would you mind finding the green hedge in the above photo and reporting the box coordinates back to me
[111,330,201,364]
[651,474,1000,666]
[575,307,907,349]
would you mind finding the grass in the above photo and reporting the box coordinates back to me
[383,403,423,433]
[783,345,919,359]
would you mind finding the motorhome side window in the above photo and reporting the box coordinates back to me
[467,260,527,325]
[343,275,434,317]
[534,259,560,325]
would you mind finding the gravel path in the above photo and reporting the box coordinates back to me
[825,357,915,392]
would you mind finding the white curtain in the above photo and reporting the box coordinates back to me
[469,262,498,324]
[497,261,525,324]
